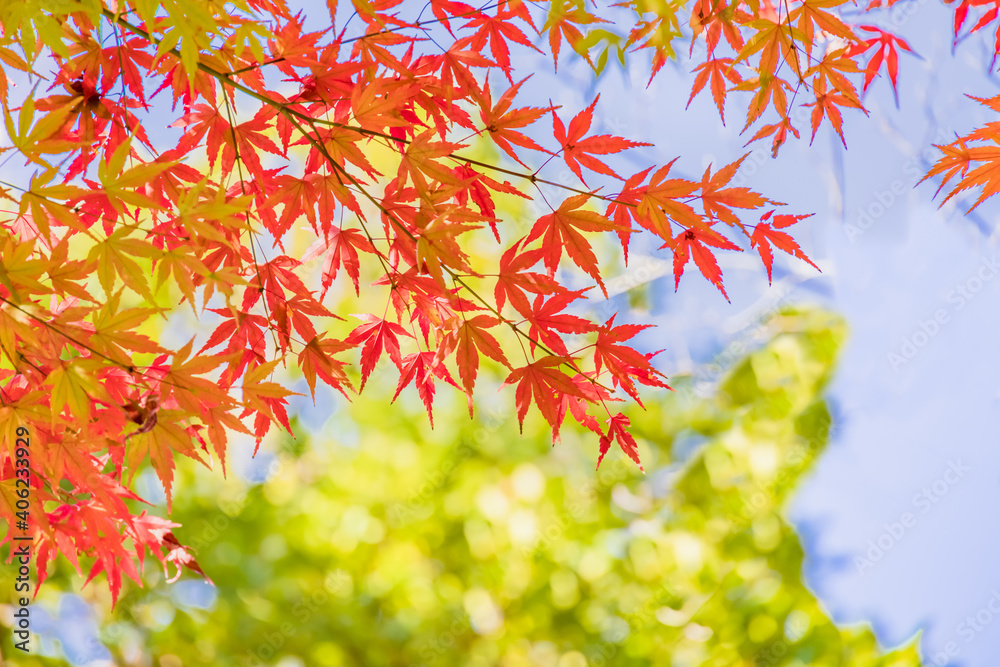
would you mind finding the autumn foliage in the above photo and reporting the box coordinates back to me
[0,0,993,604]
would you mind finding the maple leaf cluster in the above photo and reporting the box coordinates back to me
[0,0,939,604]
[683,0,919,154]
[922,95,1000,211]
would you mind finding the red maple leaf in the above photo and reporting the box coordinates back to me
[699,154,773,227]
[504,356,586,440]
[302,227,376,297]
[667,225,742,300]
[392,351,460,426]
[526,194,624,294]
[524,289,597,356]
[346,315,413,389]
[598,412,643,472]
[494,239,563,317]
[749,211,819,283]
[687,57,742,123]
[552,95,651,185]
[593,314,670,405]
[478,76,553,167]
[298,334,353,398]
[805,76,860,147]
[464,5,543,80]
[847,26,914,101]
[454,315,510,414]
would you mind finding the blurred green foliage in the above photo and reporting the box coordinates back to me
[1,308,923,666]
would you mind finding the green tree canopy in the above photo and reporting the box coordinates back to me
[2,308,924,666]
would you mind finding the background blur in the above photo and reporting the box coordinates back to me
[3,309,929,666]
[2,0,1000,663]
